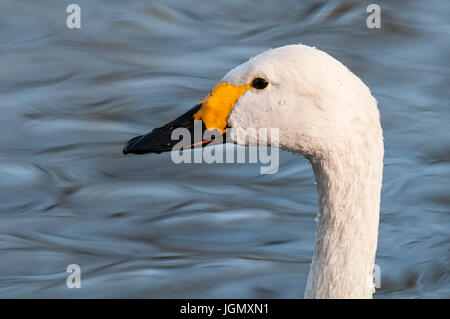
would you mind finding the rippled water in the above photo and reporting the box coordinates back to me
[0,0,449,298]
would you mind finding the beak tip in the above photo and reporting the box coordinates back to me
[122,146,129,155]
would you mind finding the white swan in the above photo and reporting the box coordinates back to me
[123,44,384,299]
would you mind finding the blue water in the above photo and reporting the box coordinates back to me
[0,0,448,298]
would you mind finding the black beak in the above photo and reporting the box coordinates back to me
[123,103,225,155]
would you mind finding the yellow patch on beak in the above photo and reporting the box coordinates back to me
[194,82,252,133]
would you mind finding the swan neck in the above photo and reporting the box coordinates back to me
[305,151,383,298]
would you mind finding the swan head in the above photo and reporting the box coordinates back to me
[123,44,381,160]
[123,44,384,299]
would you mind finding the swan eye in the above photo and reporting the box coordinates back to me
[252,78,268,90]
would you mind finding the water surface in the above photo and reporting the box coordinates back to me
[0,0,449,298]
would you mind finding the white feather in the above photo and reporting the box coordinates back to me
[226,44,384,298]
